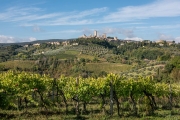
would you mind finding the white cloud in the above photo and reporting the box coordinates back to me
[45,30,82,34]
[0,7,42,21]
[1,0,180,26]
[157,33,180,43]
[158,33,174,40]
[150,24,180,29]
[12,13,61,22]
[29,37,36,41]
[136,24,180,30]
[35,7,107,26]
[100,28,135,38]
[82,28,94,35]
[0,35,15,43]
[124,37,143,41]
[102,28,119,34]
[175,37,180,43]
[33,25,44,32]
[0,7,107,26]
[1,1,180,42]
[103,0,180,23]
[0,35,37,43]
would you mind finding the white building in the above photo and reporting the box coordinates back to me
[94,30,97,37]
[114,37,118,40]
[47,42,60,45]
[62,41,69,46]
[24,45,29,47]
[33,43,40,46]
[101,33,106,39]
[72,43,79,46]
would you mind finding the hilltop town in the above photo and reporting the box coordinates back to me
[21,30,176,48]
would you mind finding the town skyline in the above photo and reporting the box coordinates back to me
[1,0,180,43]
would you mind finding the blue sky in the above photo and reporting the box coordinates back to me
[1,0,180,43]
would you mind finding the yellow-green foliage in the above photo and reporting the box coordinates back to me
[0,60,35,70]
[85,62,132,74]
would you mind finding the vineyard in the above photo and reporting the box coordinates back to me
[0,71,180,119]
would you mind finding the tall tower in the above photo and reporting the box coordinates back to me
[94,30,97,37]
[103,33,106,38]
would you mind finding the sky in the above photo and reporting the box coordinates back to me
[0,0,180,43]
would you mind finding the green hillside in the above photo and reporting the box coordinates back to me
[0,38,180,80]
[0,38,180,119]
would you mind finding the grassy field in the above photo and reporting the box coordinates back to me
[0,60,35,70]
[46,50,79,59]
[85,62,132,74]
[77,54,95,61]
[1,105,180,120]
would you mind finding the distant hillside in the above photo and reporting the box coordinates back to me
[0,38,77,46]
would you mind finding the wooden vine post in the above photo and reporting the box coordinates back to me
[110,80,113,116]
[169,80,172,110]
[76,78,80,117]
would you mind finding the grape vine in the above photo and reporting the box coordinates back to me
[0,71,180,116]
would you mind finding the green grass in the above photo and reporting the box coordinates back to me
[122,63,165,78]
[47,50,79,59]
[1,105,180,120]
[77,54,95,60]
[0,60,35,70]
[65,50,79,55]
[85,62,132,74]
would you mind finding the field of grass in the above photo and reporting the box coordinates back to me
[85,62,132,74]
[1,104,180,120]
[0,60,35,70]
[77,54,95,61]
[46,50,79,59]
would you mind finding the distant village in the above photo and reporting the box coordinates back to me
[79,30,118,41]
[27,30,176,47]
